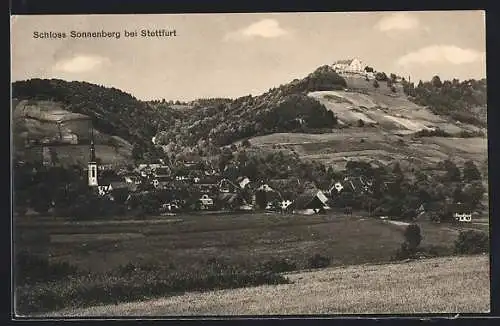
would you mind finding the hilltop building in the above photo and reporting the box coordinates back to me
[332,58,364,74]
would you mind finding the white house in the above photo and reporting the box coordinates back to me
[332,58,364,74]
[199,194,214,208]
[454,212,472,223]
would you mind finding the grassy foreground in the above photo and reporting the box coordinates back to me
[14,213,488,315]
[44,255,490,316]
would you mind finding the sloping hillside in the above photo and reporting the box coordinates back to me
[11,67,487,172]
[11,79,169,153]
[12,99,134,167]
[151,65,347,147]
[245,73,487,173]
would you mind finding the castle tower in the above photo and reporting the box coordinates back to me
[88,128,98,187]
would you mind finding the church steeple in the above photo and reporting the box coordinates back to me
[90,140,96,162]
[88,126,98,187]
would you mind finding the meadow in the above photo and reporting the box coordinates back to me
[14,211,488,315]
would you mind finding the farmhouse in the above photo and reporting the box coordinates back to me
[217,192,246,211]
[448,203,473,223]
[199,194,215,209]
[291,189,330,215]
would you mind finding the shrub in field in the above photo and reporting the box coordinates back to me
[260,258,297,273]
[454,230,489,254]
[16,251,78,285]
[394,224,422,260]
[421,245,452,257]
[16,265,291,314]
[404,224,422,250]
[307,254,330,269]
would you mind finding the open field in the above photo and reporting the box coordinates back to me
[248,131,487,171]
[15,210,489,315]
[15,212,481,275]
[307,90,483,135]
[45,255,490,316]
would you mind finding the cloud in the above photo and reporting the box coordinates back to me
[225,19,289,41]
[375,12,420,32]
[397,45,486,66]
[53,55,108,73]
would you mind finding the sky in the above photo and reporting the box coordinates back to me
[11,11,486,101]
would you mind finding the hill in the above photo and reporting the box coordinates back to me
[12,99,134,167]
[149,65,348,148]
[240,71,487,173]
[12,79,168,159]
[11,66,487,173]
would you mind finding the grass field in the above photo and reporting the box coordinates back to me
[248,131,487,172]
[15,211,489,315]
[16,213,465,275]
[44,255,490,316]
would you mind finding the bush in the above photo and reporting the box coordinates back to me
[454,230,489,254]
[357,119,365,127]
[260,258,297,273]
[420,245,452,257]
[16,260,291,314]
[16,251,78,285]
[414,128,451,138]
[404,224,422,249]
[394,224,423,260]
[375,72,388,81]
[373,80,380,88]
[394,242,413,260]
[307,254,330,269]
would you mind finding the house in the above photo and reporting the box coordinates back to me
[124,174,142,185]
[61,133,78,144]
[199,194,214,210]
[195,176,220,193]
[237,176,251,189]
[332,58,364,74]
[329,176,373,196]
[257,183,275,192]
[219,178,239,193]
[291,189,330,215]
[217,192,245,211]
[448,203,473,223]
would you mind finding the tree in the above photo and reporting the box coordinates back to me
[392,162,402,175]
[431,75,443,88]
[364,66,374,73]
[241,139,251,148]
[373,80,380,88]
[357,119,365,127]
[452,186,464,203]
[132,144,142,162]
[390,73,397,83]
[404,223,422,250]
[375,72,388,81]
[463,160,481,182]
[255,190,267,210]
[462,181,486,209]
[395,223,423,259]
[443,160,461,182]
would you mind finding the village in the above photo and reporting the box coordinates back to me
[77,138,476,223]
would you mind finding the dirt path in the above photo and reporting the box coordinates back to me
[43,255,489,317]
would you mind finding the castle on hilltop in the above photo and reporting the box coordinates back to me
[332,58,375,79]
[332,58,364,73]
